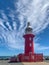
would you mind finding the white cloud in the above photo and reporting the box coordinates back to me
[6,22,12,30]
[13,22,17,30]
[34,43,49,51]
[0,29,24,50]
[0,0,49,51]
[1,12,8,21]
[0,11,13,31]
[0,18,8,30]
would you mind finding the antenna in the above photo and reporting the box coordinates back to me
[27,22,30,27]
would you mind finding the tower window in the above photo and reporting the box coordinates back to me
[29,37,31,40]
[30,43,32,47]
[32,56,34,59]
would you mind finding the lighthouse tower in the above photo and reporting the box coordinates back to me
[16,22,43,62]
[23,22,35,55]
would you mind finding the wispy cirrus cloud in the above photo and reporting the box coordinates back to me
[0,10,12,31]
[34,43,49,51]
[0,0,49,52]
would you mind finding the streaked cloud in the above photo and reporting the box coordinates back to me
[34,43,49,51]
[0,0,49,52]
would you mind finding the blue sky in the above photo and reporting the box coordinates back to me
[0,0,49,56]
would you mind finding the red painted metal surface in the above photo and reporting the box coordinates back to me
[17,53,43,62]
[23,34,35,55]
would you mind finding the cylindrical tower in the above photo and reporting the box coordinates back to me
[23,22,35,55]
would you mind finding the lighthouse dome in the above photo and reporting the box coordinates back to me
[25,22,32,34]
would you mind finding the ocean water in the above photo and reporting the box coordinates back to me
[0,56,11,60]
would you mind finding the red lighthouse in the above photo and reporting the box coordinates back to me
[16,22,43,62]
[23,22,35,55]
